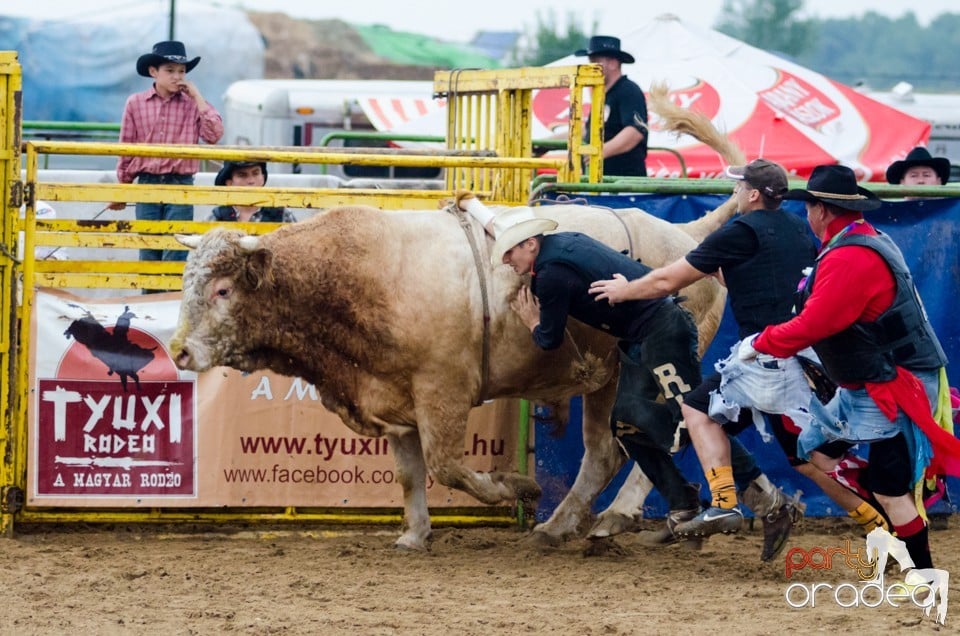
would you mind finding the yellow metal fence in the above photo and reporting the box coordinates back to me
[2,56,608,533]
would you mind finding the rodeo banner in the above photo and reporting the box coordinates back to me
[28,289,518,508]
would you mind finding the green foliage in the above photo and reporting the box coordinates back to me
[715,0,816,58]
[713,1,960,91]
[511,9,599,67]
[794,13,960,91]
[514,2,960,91]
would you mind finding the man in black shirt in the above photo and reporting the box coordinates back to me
[486,204,794,547]
[591,159,887,560]
[575,36,648,177]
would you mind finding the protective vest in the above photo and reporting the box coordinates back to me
[534,232,665,340]
[722,210,816,338]
[797,231,947,384]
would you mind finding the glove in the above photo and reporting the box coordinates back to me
[737,334,759,361]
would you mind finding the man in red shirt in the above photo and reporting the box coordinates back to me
[748,164,949,570]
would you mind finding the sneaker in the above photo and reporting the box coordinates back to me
[760,494,805,562]
[638,507,704,549]
[674,506,743,537]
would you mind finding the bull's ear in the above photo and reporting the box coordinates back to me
[176,234,203,249]
[242,248,273,291]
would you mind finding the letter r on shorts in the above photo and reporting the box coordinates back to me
[651,363,692,401]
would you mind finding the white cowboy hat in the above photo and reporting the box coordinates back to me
[490,208,559,265]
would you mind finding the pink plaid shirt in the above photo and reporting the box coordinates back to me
[116,85,224,184]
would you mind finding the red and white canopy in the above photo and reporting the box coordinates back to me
[368,14,930,181]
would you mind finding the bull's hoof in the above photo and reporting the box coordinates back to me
[586,512,638,539]
[582,536,629,558]
[524,529,563,551]
[394,538,429,552]
[493,472,542,503]
[394,529,431,552]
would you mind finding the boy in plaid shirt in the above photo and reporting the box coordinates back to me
[109,41,223,262]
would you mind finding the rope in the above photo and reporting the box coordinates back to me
[445,203,491,405]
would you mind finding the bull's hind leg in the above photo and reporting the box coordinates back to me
[414,394,540,511]
[587,463,654,538]
[531,378,623,545]
[386,429,432,551]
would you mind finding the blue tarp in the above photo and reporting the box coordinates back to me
[0,5,263,122]
[534,193,960,521]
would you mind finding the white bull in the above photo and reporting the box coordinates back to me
[170,200,733,550]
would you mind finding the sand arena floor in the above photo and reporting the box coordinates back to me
[0,517,955,635]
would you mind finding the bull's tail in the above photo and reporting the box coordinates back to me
[648,81,746,166]
[647,81,744,243]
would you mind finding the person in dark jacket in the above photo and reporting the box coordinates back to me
[590,159,887,561]
[485,204,793,549]
[208,161,295,223]
[574,35,648,177]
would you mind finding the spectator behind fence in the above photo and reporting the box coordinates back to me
[574,36,648,177]
[108,41,224,262]
[208,161,295,223]
[886,146,951,200]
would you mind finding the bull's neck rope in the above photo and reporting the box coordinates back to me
[446,203,491,406]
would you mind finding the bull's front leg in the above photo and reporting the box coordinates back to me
[413,390,541,512]
[386,428,432,551]
[530,377,623,545]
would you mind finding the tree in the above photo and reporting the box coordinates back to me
[512,9,599,67]
[714,0,816,58]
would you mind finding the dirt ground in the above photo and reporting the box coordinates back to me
[0,518,955,635]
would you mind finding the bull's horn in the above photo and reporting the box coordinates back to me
[238,236,262,252]
[175,234,203,249]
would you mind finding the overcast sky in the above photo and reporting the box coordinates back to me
[5,0,959,42]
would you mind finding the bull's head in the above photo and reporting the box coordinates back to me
[169,229,274,372]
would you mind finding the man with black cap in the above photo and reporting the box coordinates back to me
[749,164,956,572]
[208,161,295,223]
[590,159,891,560]
[574,35,648,177]
[109,41,223,263]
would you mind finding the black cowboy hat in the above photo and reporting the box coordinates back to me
[574,35,634,64]
[885,146,951,185]
[784,165,882,212]
[215,161,268,187]
[136,41,201,77]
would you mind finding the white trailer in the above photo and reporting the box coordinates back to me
[221,79,442,180]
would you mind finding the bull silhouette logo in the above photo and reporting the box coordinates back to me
[62,305,157,392]
[866,527,949,625]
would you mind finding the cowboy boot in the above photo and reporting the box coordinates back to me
[740,474,805,562]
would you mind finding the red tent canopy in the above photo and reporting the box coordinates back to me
[368,14,930,182]
[543,14,930,181]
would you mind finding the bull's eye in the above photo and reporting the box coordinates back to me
[217,288,229,297]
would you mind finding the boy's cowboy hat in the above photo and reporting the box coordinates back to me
[784,165,882,212]
[137,41,201,77]
[574,35,635,64]
[215,161,268,187]
[490,208,559,265]
[885,146,951,185]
